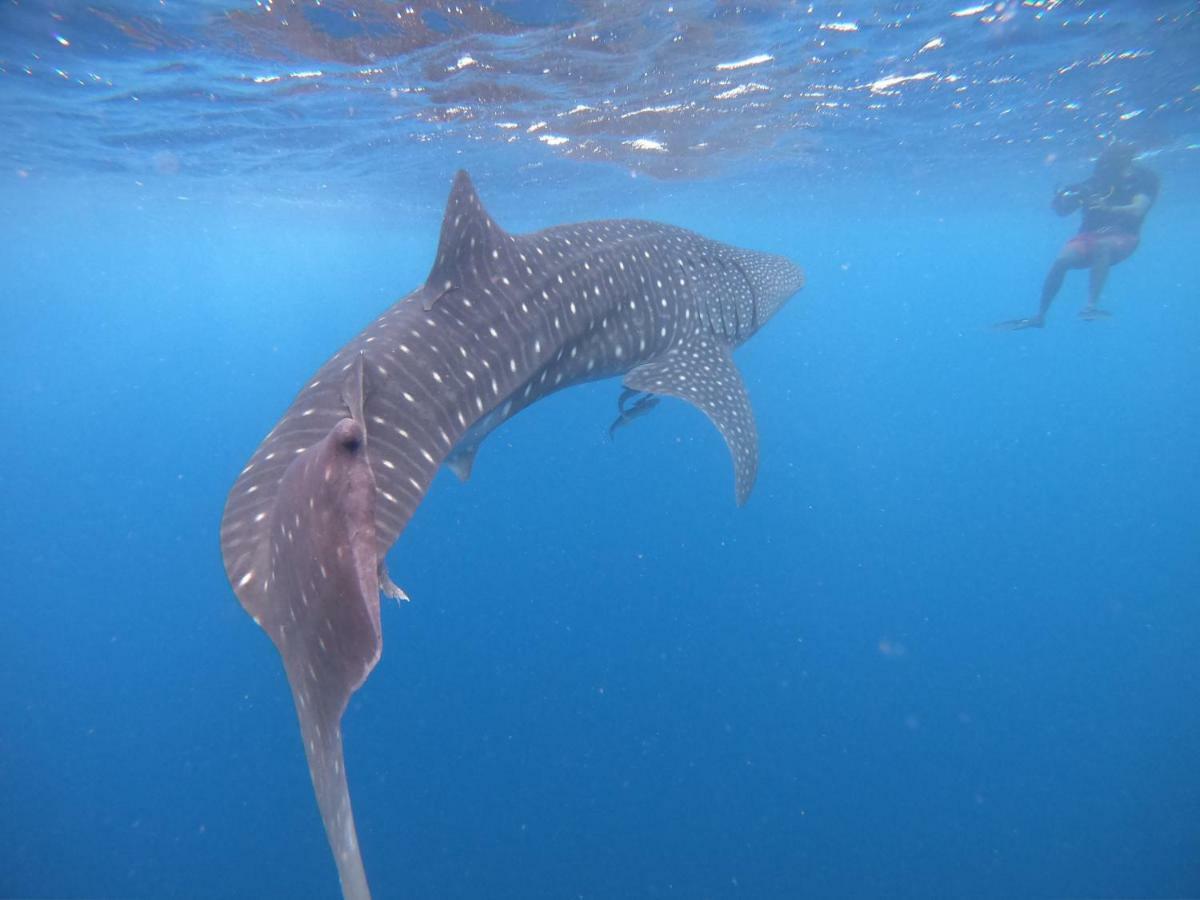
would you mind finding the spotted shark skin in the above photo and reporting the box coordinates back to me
[220,171,803,899]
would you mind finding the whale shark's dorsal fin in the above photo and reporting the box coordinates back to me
[418,170,508,310]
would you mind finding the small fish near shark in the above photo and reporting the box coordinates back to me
[220,171,804,899]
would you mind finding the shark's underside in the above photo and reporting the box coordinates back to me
[220,171,804,898]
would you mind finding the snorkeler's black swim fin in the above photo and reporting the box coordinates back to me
[992,316,1045,331]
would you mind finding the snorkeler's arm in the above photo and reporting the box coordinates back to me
[1098,192,1153,218]
[1092,169,1158,219]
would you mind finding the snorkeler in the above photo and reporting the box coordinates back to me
[997,143,1158,330]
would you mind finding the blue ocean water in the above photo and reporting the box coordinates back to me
[2,1,1198,897]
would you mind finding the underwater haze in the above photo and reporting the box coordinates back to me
[2,1,1198,898]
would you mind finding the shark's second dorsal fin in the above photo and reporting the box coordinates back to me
[444,444,478,483]
[418,170,507,310]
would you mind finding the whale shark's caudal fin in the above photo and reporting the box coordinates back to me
[624,336,759,505]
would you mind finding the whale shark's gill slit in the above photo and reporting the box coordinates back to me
[221,170,804,899]
[728,255,760,337]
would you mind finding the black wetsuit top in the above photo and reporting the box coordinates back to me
[1057,164,1159,236]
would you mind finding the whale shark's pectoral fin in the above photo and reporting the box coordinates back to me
[624,338,759,505]
[252,417,382,900]
[378,560,409,602]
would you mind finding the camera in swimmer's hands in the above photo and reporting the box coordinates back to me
[1052,181,1113,216]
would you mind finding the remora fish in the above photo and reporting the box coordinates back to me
[220,171,804,898]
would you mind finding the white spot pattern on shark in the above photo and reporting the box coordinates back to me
[219,170,804,899]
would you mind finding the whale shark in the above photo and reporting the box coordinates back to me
[220,171,804,898]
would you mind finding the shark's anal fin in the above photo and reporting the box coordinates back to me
[624,337,759,505]
[263,417,382,900]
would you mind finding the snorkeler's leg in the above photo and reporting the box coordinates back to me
[1034,257,1074,323]
[1081,246,1113,320]
[995,251,1078,330]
